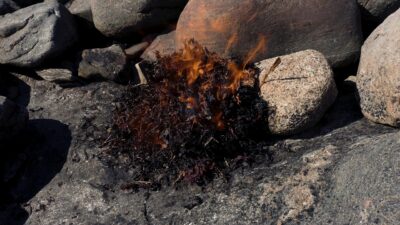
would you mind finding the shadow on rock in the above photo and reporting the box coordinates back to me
[0,119,71,225]
[292,79,364,139]
[0,72,31,107]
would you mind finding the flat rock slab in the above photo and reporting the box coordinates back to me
[35,68,74,83]
[0,2,78,67]
[305,132,400,224]
[357,9,400,127]
[176,0,363,68]
[0,76,398,224]
[257,50,337,135]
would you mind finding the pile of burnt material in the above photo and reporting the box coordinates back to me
[104,40,270,186]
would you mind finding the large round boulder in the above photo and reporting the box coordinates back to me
[0,2,78,67]
[176,0,363,68]
[257,50,337,135]
[357,9,400,127]
[91,0,188,38]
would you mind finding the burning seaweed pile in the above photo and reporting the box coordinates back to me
[105,40,269,187]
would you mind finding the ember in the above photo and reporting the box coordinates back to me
[105,40,269,186]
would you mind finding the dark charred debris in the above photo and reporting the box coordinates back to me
[102,40,272,190]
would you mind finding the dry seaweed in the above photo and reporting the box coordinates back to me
[104,40,270,187]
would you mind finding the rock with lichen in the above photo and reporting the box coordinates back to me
[257,50,337,135]
[357,9,400,127]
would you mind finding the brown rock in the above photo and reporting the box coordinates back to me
[141,31,176,61]
[357,9,400,127]
[125,42,149,59]
[176,0,363,68]
[257,50,337,135]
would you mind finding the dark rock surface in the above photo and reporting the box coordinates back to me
[91,0,188,38]
[176,0,363,68]
[358,0,400,21]
[305,132,400,224]
[12,0,40,8]
[0,74,398,224]
[0,76,121,224]
[77,44,130,82]
[0,2,78,67]
[0,95,28,141]
[0,0,19,15]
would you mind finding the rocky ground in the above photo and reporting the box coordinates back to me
[0,74,398,225]
[0,0,400,224]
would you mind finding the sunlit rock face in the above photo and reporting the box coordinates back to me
[91,0,188,38]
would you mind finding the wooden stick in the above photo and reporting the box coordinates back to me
[135,62,148,85]
[260,57,281,87]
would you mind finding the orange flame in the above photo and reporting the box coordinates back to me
[243,35,267,68]
[224,32,239,54]
[166,38,267,130]
[213,111,225,130]
[124,38,268,149]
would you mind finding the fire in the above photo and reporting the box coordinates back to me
[114,38,267,151]
[109,40,270,185]
[158,37,267,140]
[212,111,225,130]
[224,32,238,54]
[177,0,264,63]
[243,35,267,68]
[159,38,266,134]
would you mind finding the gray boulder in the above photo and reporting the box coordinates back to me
[357,9,400,127]
[68,0,92,22]
[78,44,129,82]
[358,0,400,21]
[0,2,78,67]
[0,96,28,141]
[176,0,363,68]
[91,0,188,38]
[257,50,337,135]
